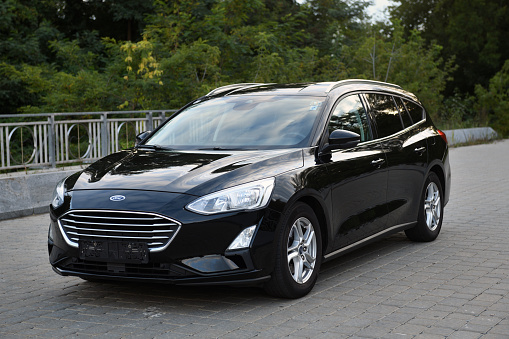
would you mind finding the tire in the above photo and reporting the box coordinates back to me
[264,202,322,299]
[405,172,443,242]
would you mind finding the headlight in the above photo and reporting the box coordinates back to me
[187,178,275,215]
[51,178,67,209]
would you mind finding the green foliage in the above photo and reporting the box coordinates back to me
[475,59,509,136]
[341,21,455,118]
[391,0,509,95]
[0,0,44,64]
[0,63,38,114]
[438,92,480,130]
[160,39,221,106]
[49,39,99,73]
[0,0,506,138]
[15,66,114,113]
[118,38,164,110]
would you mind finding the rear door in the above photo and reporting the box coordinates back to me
[365,93,429,229]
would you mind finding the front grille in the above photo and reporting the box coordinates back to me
[58,210,181,252]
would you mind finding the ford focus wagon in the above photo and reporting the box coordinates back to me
[49,80,451,298]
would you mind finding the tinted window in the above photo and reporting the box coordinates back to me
[328,94,372,142]
[395,97,412,128]
[403,100,424,124]
[365,93,403,138]
[147,96,324,149]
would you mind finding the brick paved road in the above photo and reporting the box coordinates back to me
[1,140,508,338]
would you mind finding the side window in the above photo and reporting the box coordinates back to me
[395,97,413,128]
[365,93,403,138]
[328,94,372,142]
[403,100,425,124]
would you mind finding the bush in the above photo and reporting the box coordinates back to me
[475,59,509,137]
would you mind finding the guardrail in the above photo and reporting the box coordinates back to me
[0,110,177,171]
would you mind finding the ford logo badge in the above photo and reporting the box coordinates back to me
[109,195,126,202]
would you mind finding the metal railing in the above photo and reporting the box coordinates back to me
[0,110,177,171]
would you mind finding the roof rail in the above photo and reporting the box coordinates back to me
[206,83,266,97]
[325,79,402,93]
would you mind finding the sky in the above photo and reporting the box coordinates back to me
[366,0,393,22]
[296,0,395,22]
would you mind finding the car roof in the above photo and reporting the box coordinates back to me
[205,80,419,102]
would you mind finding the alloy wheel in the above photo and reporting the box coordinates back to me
[424,182,441,231]
[287,217,317,284]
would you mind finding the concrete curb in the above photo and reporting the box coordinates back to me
[0,166,85,221]
[443,127,498,146]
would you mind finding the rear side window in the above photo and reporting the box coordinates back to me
[365,93,403,138]
[403,100,425,124]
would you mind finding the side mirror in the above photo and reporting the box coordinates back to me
[135,131,152,146]
[329,129,361,147]
[319,130,360,156]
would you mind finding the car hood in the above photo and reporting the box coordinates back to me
[70,148,304,196]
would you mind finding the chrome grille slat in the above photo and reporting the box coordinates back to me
[61,218,178,228]
[66,232,169,240]
[58,210,181,252]
[62,224,174,234]
[67,213,165,222]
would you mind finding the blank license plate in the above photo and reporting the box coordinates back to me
[79,240,149,264]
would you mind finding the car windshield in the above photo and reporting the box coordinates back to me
[145,95,325,150]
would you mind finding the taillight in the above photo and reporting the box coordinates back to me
[437,130,448,144]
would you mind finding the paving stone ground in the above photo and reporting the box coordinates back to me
[1,140,509,338]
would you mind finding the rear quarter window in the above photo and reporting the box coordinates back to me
[395,97,413,128]
[403,100,425,124]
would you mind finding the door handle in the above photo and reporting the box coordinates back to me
[371,158,385,167]
[414,146,426,154]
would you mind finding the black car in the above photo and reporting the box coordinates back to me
[49,80,451,298]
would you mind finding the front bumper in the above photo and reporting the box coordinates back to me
[48,190,282,286]
[50,248,270,286]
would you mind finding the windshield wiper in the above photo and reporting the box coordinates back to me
[136,144,173,151]
[198,147,257,151]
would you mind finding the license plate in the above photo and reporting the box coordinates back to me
[79,240,149,264]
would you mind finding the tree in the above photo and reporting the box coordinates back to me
[390,0,509,94]
[0,0,461,119]
[341,21,455,117]
[0,0,60,113]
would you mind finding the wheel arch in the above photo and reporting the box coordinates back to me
[296,195,329,256]
[428,163,446,198]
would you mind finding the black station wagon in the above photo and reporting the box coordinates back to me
[49,80,451,298]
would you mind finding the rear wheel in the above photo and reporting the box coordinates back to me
[265,202,322,298]
[405,172,443,242]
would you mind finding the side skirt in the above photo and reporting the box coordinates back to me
[323,222,416,262]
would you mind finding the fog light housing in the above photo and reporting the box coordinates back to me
[227,225,257,250]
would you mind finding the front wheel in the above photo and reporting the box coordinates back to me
[264,202,322,298]
[405,172,444,242]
